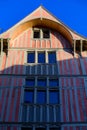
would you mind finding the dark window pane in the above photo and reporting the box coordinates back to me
[37,79,46,87]
[38,52,45,63]
[48,52,56,63]
[36,128,46,130]
[24,90,34,103]
[49,79,58,87]
[21,128,32,130]
[43,30,50,38]
[21,127,32,130]
[33,30,40,38]
[50,127,61,130]
[49,91,59,104]
[37,91,46,104]
[26,79,35,86]
[27,52,35,63]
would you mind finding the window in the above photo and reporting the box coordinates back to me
[33,29,40,38]
[38,52,45,63]
[48,52,56,63]
[26,78,35,87]
[49,91,59,104]
[50,127,61,130]
[43,29,50,38]
[21,128,32,130]
[27,52,35,63]
[33,28,50,39]
[36,128,46,130]
[37,91,46,104]
[27,51,56,63]
[49,79,59,87]
[24,90,34,103]
[37,78,46,87]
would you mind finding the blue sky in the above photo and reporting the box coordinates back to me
[0,0,87,37]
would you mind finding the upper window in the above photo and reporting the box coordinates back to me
[48,52,56,63]
[38,52,45,63]
[33,30,40,38]
[27,52,35,63]
[33,28,50,39]
[43,29,50,38]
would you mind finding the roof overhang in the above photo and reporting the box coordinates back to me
[11,18,73,45]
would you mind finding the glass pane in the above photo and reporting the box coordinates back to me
[36,128,46,130]
[24,91,33,103]
[37,91,46,104]
[21,128,32,130]
[38,52,45,63]
[27,52,35,63]
[43,30,50,38]
[37,79,46,87]
[50,128,61,130]
[49,79,58,87]
[33,30,40,38]
[48,52,56,63]
[49,91,59,104]
[26,79,35,86]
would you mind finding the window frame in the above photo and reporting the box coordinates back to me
[49,90,59,104]
[38,51,45,63]
[37,90,46,104]
[24,90,34,104]
[48,51,56,64]
[33,28,50,39]
[27,51,35,63]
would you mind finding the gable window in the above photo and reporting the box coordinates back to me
[43,29,50,38]
[33,29,40,38]
[33,28,50,39]
[27,52,35,63]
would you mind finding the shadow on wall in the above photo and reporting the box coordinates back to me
[0,50,87,129]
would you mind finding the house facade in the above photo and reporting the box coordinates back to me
[0,6,87,130]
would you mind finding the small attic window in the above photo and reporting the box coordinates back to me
[33,28,50,39]
[33,29,40,38]
[43,29,50,38]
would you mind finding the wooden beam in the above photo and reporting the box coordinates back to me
[80,40,83,56]
[74,40,76,57]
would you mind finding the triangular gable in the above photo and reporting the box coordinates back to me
[0,6,86,41]
[19,6,59,23]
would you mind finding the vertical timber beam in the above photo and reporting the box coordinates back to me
[1,38,3,55]
[7,38,10,50]
[74,40,76,57]
[80,40,83,57]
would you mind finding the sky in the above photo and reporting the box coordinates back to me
[0,0,87,37]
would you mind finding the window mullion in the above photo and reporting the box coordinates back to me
[41,28,43,39]
[46,51,48,63]
[35,50,37,63]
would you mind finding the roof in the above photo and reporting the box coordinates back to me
[0,6,86,43]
